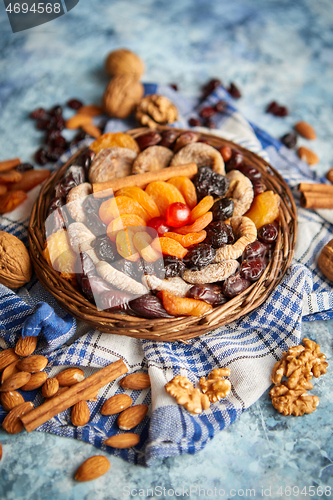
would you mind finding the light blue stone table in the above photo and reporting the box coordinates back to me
[0,1,332,498]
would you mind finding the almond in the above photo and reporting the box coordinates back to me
[71,400,90,427]
[14,336,37,357]
[77,104,103,116]
[65,114,93,130]
[2,401,33,434]
[75,455,110,482]
[294,121,316,140]
[55,367,85,386]
[103,433,140,449]
[0,371,31,392]
[117,404,148,430]
[1,360,19,383]
[82,123,102,138]
[0,390,25,411]
[0,348,19,371]
[21,372,47,391]
[120,373,151,390]
[41,377,59,398]
[101,394,133,415]
[16,355,48,373]
[297,146,319,165]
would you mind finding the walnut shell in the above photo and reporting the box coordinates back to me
[0,232,32,289]
[102,75,144,119]
[135,95,178,129]
[105,48,144,79]
[318,239,333,281]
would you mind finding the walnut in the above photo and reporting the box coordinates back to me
[269,382,320,416]
[105,48,145,80]
[136,95,178,129]
[0,232,32,289]
[318,239,333,281]
[165,375,210,415]
[103,75,144,119]
[199,368,231,402]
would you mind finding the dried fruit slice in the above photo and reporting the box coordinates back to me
[174,212,213,235]
[167,176,197,209]
[0,191,27,214]
[165,230,207,248]
[90,132,140,154]
[116,229,140,262]
[190,196,214,222]
[132,231,162,262]
[160,290,213,316]
[107,214,147,240]
[145,181,185,217]
[115,186,160,219]
[152,237,188,259]
[245,191,280,229]
[99,196,149,225]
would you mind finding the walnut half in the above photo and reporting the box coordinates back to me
[165,375,210,415]
[199,368,231,402]
[136,95,178,129]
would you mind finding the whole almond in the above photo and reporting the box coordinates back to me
[101,394,133,415]
[294,121,316,140]
[55,367,85,386]
[16,355,48,373]
[2,401,33,434]
[0,390,25,411]
[104,433,140,449]
[297,146,319,165]
[41,377,59,398]
[71,400,90,427]
[120,373,151,390]
[21,372,47,391]
[117,404,148,431]
[77,104,103,116]
[326,168,333,184]
[0,371,31,392]
[82,123,102,139]
[0,348,19,371]
[65,114,93,130]
[15,336,37,357]
[1,360,19,383]
[75,455,110,482]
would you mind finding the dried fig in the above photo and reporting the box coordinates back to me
[0,232,32,289]
[170,143,225,175]
[132,146,174,174]
[88,147,137,184]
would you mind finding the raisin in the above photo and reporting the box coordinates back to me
[204,221,234,248]
[266,101,288,117]
[240,258,267,282]
[46,147,66,162]
[188,117,202,127]
[280,132,297,149]
[199,106,216,119]
[130,294,172,319]
[193,166,230,201]
[183,243,216,270]
[30,107,46,120]
[203,118,216,129]
[163,255,186,278]
[187,284,227,306]
[91,235,118,263]
[212,198,234,221]
[258,223,279,244]
[222,273,251,298]
[227,82,241,99]
[15,163,34,173]
[67,98,83,110]
[35,147,49,166]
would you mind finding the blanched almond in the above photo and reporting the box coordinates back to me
[2,401,33,434]
[41,377,59,398]
[75,455,110,482]
[0,390,25,411]
[101,394,133,415]
[0,348,19,371]
[297,147,319,165]
[14,336,37,357]
[16,355,48,373]
[117,404,148,430]
[0,371,31,392]
[21,372,47,391]
[71,400,90,427]
[1,361,19,383]
[55,368,85,386]
[120,373,150,390]
[104,433,140,449]
[294,121,316,140]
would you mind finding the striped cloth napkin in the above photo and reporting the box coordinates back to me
[0,85,332,466]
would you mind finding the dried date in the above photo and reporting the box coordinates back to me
[222,273,251,298]
[187,284,227,306]
[129,294,172,319]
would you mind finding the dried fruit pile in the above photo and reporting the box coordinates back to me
[43,129,281,319]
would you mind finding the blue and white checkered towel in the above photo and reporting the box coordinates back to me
[0,84,332,466]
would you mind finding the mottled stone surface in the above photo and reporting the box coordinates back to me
[0,0,332,498]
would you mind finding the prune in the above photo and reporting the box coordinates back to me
[240,258,267,281]
[137,257,155,277]
[266,101,288,117]
[136,131,161,151]
[222,273,251,298]
[85,212,107,236]
[91,235,118,263]
[183,243,216,270]
[188,117,202,127]
[99,289,131,311]
[227,82,241,99]
[201,78,221,100]
[243,240,269,260]
[163,255,186,278]
[187,284,227,306]
[63,165,85,186]
[193,166,230,201]
[225,150,244,172]
[80,275,113,303]
[212,198,234,221]
[238,164,261,180]
[47,196,64,215]
[129,294,172,319]
[76,149,96,174]
[113,259,138,281]
[258,223,278,244]
[199,106,216,119]
[280,132,297,149]
[67,98,83,110]
[205,221,235,248]
[252,178,266,197]
[15,163,34,173]
[158,129,180,148]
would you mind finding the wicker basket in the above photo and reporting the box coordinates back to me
[28,127,297,341]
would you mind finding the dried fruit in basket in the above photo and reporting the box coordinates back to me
[107,214,147,240]
[165,230,207,248]
[160,290,213,317]
[116,229,140,261]
[153,236,188,259]
[174,212,213,235]
[132,231,162,262]
[115,186,160,219]
[167,176,197,209]
[190,195,214,223]
[99,196,149,225]
[89,132,140,154]
[145,181,185,217]
[245,191,280,229]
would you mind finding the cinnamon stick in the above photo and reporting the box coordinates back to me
[93,163,198,198]
[298,183,333,195]
[21,359,127,432]
[0,158,21,173]
[300,192,333,209]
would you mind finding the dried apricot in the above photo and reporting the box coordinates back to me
[132,231,162,262]
[0,191,27,214]
[165,230,207,248]
[167,176,197,209]
[107,214,147,240]
[245,191,280,229]
[145,181,185,217]
[44,229,71,268]
[54,248,77,274]
[8,170,50,192]
[160,290,213,317]
[190,196,214,223]
[152,237,188,259]
[99,196,149,225]
[174,212,213,235]
[90,132,140,154]
[115,187,160,219]
[116,229,140,261]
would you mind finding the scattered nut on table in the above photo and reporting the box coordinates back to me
[318,239,333,281]
[0,231,32,289]
[136,94,178,129]
[103,74,144,119]
[105,48,145,80]
[199,368,232,402]
[165,375,210,415]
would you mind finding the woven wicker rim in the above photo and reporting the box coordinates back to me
[28,126,297,342]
